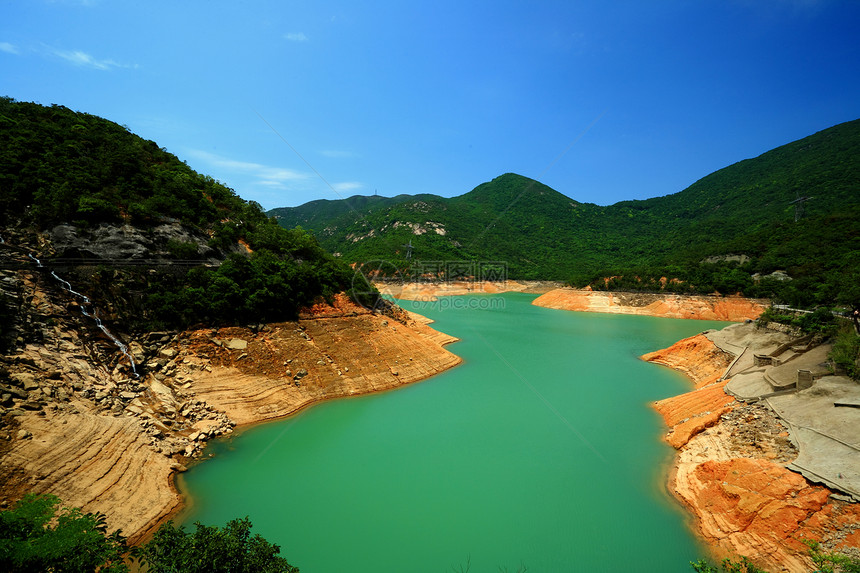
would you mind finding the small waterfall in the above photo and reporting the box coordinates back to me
[48,271,139,377]
[27,251,138,376]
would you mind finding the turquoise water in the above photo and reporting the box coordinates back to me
[179,293,729,572]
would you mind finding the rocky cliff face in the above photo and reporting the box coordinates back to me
[643,332,860,571]
[0,259,460,543]
[533,288,768,321]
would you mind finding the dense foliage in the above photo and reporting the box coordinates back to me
[138,518,299,573]
[270,119,860,307]
[0,97,372,329]
[0,494,127,573]
[0,97,236,230]
[0,495,299,572]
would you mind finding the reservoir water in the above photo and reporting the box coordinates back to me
[179,293,729,572]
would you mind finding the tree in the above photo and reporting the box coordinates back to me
[0,494,128,573]
[1,495,299,572]
[137,518,299,573]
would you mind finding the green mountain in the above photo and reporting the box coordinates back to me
[0,97,371,333]
[270,119,860,307]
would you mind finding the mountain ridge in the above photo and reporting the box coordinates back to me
[269,119,860,307]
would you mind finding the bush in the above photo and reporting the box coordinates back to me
[0,494,128,573]
[0,495,300,573]
[137,518,299,573]
[830,325,860,379]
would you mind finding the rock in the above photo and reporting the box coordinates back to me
[184,445,196,457]
[293,369,308,380]
[2,385,28,400]
[226,338,248,350]
[128,342,146,364]
[16,429,31,440]
[20,401,43,411]
[159,348,178,360]
[119,391,137,401]
[11,372,38,390]
[188,432,201,442]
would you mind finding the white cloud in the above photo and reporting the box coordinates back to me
[185,149,310,190]
[332,182,363,193]
[284,32,308,42]
[52,48,131,70]
[0,42,19,55]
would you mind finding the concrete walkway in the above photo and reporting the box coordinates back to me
[767,377,860,501]
[765,344,832,389]
[705,322,860,500]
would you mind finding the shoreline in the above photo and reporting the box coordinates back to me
[642,323,860,571]
[0,291,463,545]
[5,284,856,568]
[373,279,562,300]
[153,304,463,539]
[533,287,768,322]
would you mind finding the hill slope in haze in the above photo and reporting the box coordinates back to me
[270,119,860,307]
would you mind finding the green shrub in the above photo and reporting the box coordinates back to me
[0,494,128,573]
[830,325,860,379]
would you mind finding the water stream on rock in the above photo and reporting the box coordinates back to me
[180,293,729,572]
[28,253,138,376]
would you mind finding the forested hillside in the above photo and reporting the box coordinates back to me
[0,97,372,331]
[270,119,860,308]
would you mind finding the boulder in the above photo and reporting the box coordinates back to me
[159,347,178,360]
[10,372,38,390]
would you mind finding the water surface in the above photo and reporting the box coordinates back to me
[180,293,728,572]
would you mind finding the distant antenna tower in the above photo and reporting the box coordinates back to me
[789,193,812,222]
[401,239,413,259]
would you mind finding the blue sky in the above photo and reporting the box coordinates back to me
[2,1,859,209]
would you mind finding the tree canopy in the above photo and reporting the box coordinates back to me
[0,494,299,573]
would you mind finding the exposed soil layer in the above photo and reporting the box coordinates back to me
[0,280,460,543]
[644,333,860,572]
[533,288,767,321]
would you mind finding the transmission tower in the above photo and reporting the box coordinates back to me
[789,194,812,222]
